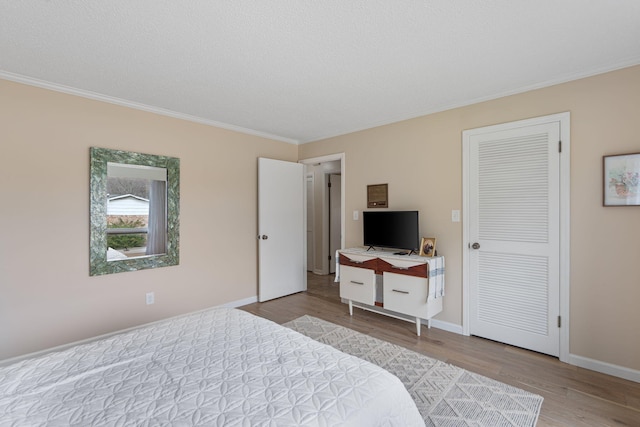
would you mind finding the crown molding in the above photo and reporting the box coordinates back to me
[0,71,300,145]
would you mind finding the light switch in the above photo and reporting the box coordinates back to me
[451,210,460,222]
[353,210,359,220]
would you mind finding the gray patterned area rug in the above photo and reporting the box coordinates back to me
[284,316,543,427]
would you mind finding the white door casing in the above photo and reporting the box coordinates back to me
[299,153,346,275]
[258,158,306,302]
[306,173,315,272]
[329,173,342,274]
[462,112,570,360]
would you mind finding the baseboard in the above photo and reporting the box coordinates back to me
[429,318,464,335]
[426,325,639,383]
[568,353,640,383]
[0,296,258,367]
[219,295,258,308]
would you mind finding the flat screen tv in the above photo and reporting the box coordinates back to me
[363,210,419,253]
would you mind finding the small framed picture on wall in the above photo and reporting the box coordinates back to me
[419,237,436,257]
[367,183,388,208]
[603,152,640,206]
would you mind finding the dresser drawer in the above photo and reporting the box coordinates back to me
[339,253,378,271]
[377,258,428,278]
[382,272,429,318]
[340,265,376,305]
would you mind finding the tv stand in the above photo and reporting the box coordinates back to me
[338,248,444,336]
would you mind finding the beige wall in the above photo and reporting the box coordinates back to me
[0,79,297,360]
[2,65,639,373]
[299,65,640,372]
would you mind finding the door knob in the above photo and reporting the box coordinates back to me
[261,235,269,240]
[471,242,480,249]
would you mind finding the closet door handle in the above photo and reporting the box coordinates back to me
[392,289,409,294]
[350,281,364,285]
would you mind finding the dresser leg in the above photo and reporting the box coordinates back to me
[349,300,353,316]
[416,317,421,336]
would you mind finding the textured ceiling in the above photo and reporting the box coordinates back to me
[1,1,640,144]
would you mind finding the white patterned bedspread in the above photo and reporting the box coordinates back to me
[0,308,424,426]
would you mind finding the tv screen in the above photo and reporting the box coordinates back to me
[363,210,419,252]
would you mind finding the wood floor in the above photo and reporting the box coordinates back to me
[241,273,640,427]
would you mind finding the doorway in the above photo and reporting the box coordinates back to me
[299,154,345,276]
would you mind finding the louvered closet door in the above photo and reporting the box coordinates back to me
[469,122,560,357]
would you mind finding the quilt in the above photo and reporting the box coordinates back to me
[0,308,424,426]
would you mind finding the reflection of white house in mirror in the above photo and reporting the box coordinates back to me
[108,194,149,215]
[106,163,168,260]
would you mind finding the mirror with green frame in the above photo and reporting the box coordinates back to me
[90,147,180,276]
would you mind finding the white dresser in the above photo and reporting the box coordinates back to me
[338,248,444,335]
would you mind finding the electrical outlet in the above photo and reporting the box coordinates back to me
[353,210,359,220]
[146,292,155,305]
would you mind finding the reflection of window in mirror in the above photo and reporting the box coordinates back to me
[106,163,167,260]
[90,147,179,276]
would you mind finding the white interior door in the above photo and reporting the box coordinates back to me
[258,158,305,302]
[466,120,561,357]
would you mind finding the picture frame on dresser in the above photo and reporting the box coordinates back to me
[419,237,436,257]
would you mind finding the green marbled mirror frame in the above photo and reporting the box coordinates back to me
[90,147,180,276]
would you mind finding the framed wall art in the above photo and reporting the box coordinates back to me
[603,152,640,206]
[367,183,388,208]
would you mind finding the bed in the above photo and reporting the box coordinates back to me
[0,308,424,426]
